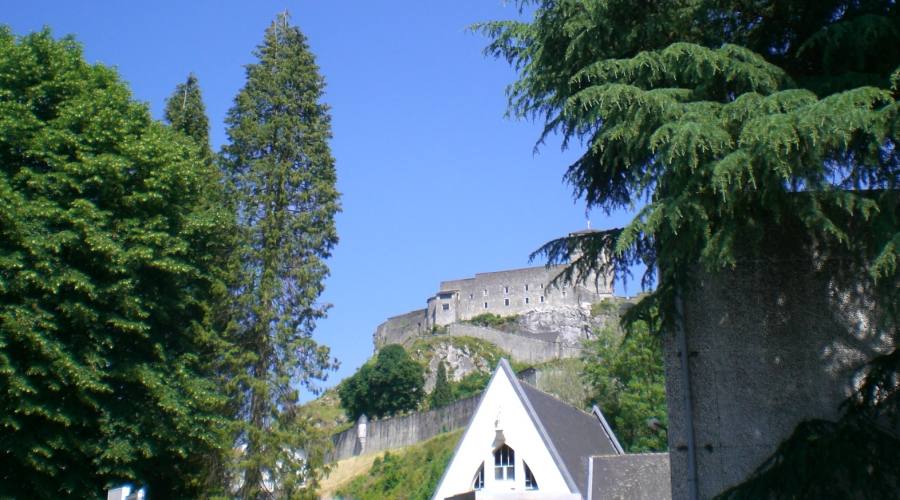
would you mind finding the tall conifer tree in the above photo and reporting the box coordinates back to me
[164,73,213,162]
[222,12,340,498]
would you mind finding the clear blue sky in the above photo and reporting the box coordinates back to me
[5,1,643,398]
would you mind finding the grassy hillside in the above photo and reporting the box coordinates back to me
[300,388,351,435]
[333,430,462,500]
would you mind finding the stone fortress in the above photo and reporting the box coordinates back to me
[373,257,614,350]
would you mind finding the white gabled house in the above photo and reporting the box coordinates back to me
[433,359,670,500]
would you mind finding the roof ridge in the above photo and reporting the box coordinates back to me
[517,378,597,417]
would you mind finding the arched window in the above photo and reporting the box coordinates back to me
[493,444,515,481]
[524,461,538,490]
[472,462,484,490]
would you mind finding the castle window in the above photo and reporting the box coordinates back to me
[525,284,529,291]
[504,286,509,294]
[540,295,544,303]
[562,290,567,298]
[524,462,538,490]
[525,297,530,304]
[441,304,449,311]
[484,302,488,309]
[540,283,544,289]
[473,463,485,490]
[494,444,515,481]
[504,298,510,306]
[438,292,453,300]
[469,293,474,300]
[483,289,488,297]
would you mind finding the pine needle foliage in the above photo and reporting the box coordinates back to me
[429,361,454,410]
[164,73,213,163]
[479,1,899,497]
[0,28,234,498]
[221,12,340,499]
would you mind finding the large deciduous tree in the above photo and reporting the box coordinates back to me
[339,345,425,420]
[582,321,667,452]
[0,28,234,498]
[222,12,340,499]
[480,1,898,497]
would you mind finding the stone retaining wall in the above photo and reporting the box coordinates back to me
[327,394,480,462]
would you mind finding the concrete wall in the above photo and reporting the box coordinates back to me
[427,265,612,329]
[664,249,895,499]
[327,395,480,463]
[591,453,671,500]
[444,323,582,364]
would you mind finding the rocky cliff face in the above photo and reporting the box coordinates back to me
[417,340,497,392]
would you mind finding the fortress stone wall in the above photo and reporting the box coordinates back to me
[426,265,611,328]
[373,308,427,347]
[374,262,612,348]
[443,323,582,363]
[327,394,479,462]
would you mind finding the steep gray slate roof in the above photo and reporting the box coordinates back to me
[590,453,671,500]
[500,359,621,497]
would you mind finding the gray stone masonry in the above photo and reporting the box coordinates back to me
[373,308,427,347]
[373,263,613,349]
[327,395,479,463]
[664,244,895,499]
[443,323,582,363]
[427,264,612,329]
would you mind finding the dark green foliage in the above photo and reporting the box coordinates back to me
[429,361,454,409]
[335,431,461,500]
[452,371,491,400]
[481,1,899,496]
[163,73,212,162]
[339,345,425,420]
[716,416,900,500]
[0,28,234,498]
[221,12,340,498]
[582,322,667,452]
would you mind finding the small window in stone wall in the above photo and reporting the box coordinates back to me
[442,304,450,311]
[562,290,567,297]
[504,298,510,306]
[504,286,509,294]
[540,295,544,303]
[484,302,488,309]
[540,283,544,289]
[525,297,530,304]
[483,289,488,297]
[469,293,474,300]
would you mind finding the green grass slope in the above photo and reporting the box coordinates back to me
[334,430,462,500]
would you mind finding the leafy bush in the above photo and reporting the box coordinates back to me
[452,371,491,400]
[582,321,668,452]
[466,313,518,329]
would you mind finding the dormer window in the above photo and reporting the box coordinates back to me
[524,462,538,490]
[493,444,515,481]
[472,463,484,490]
